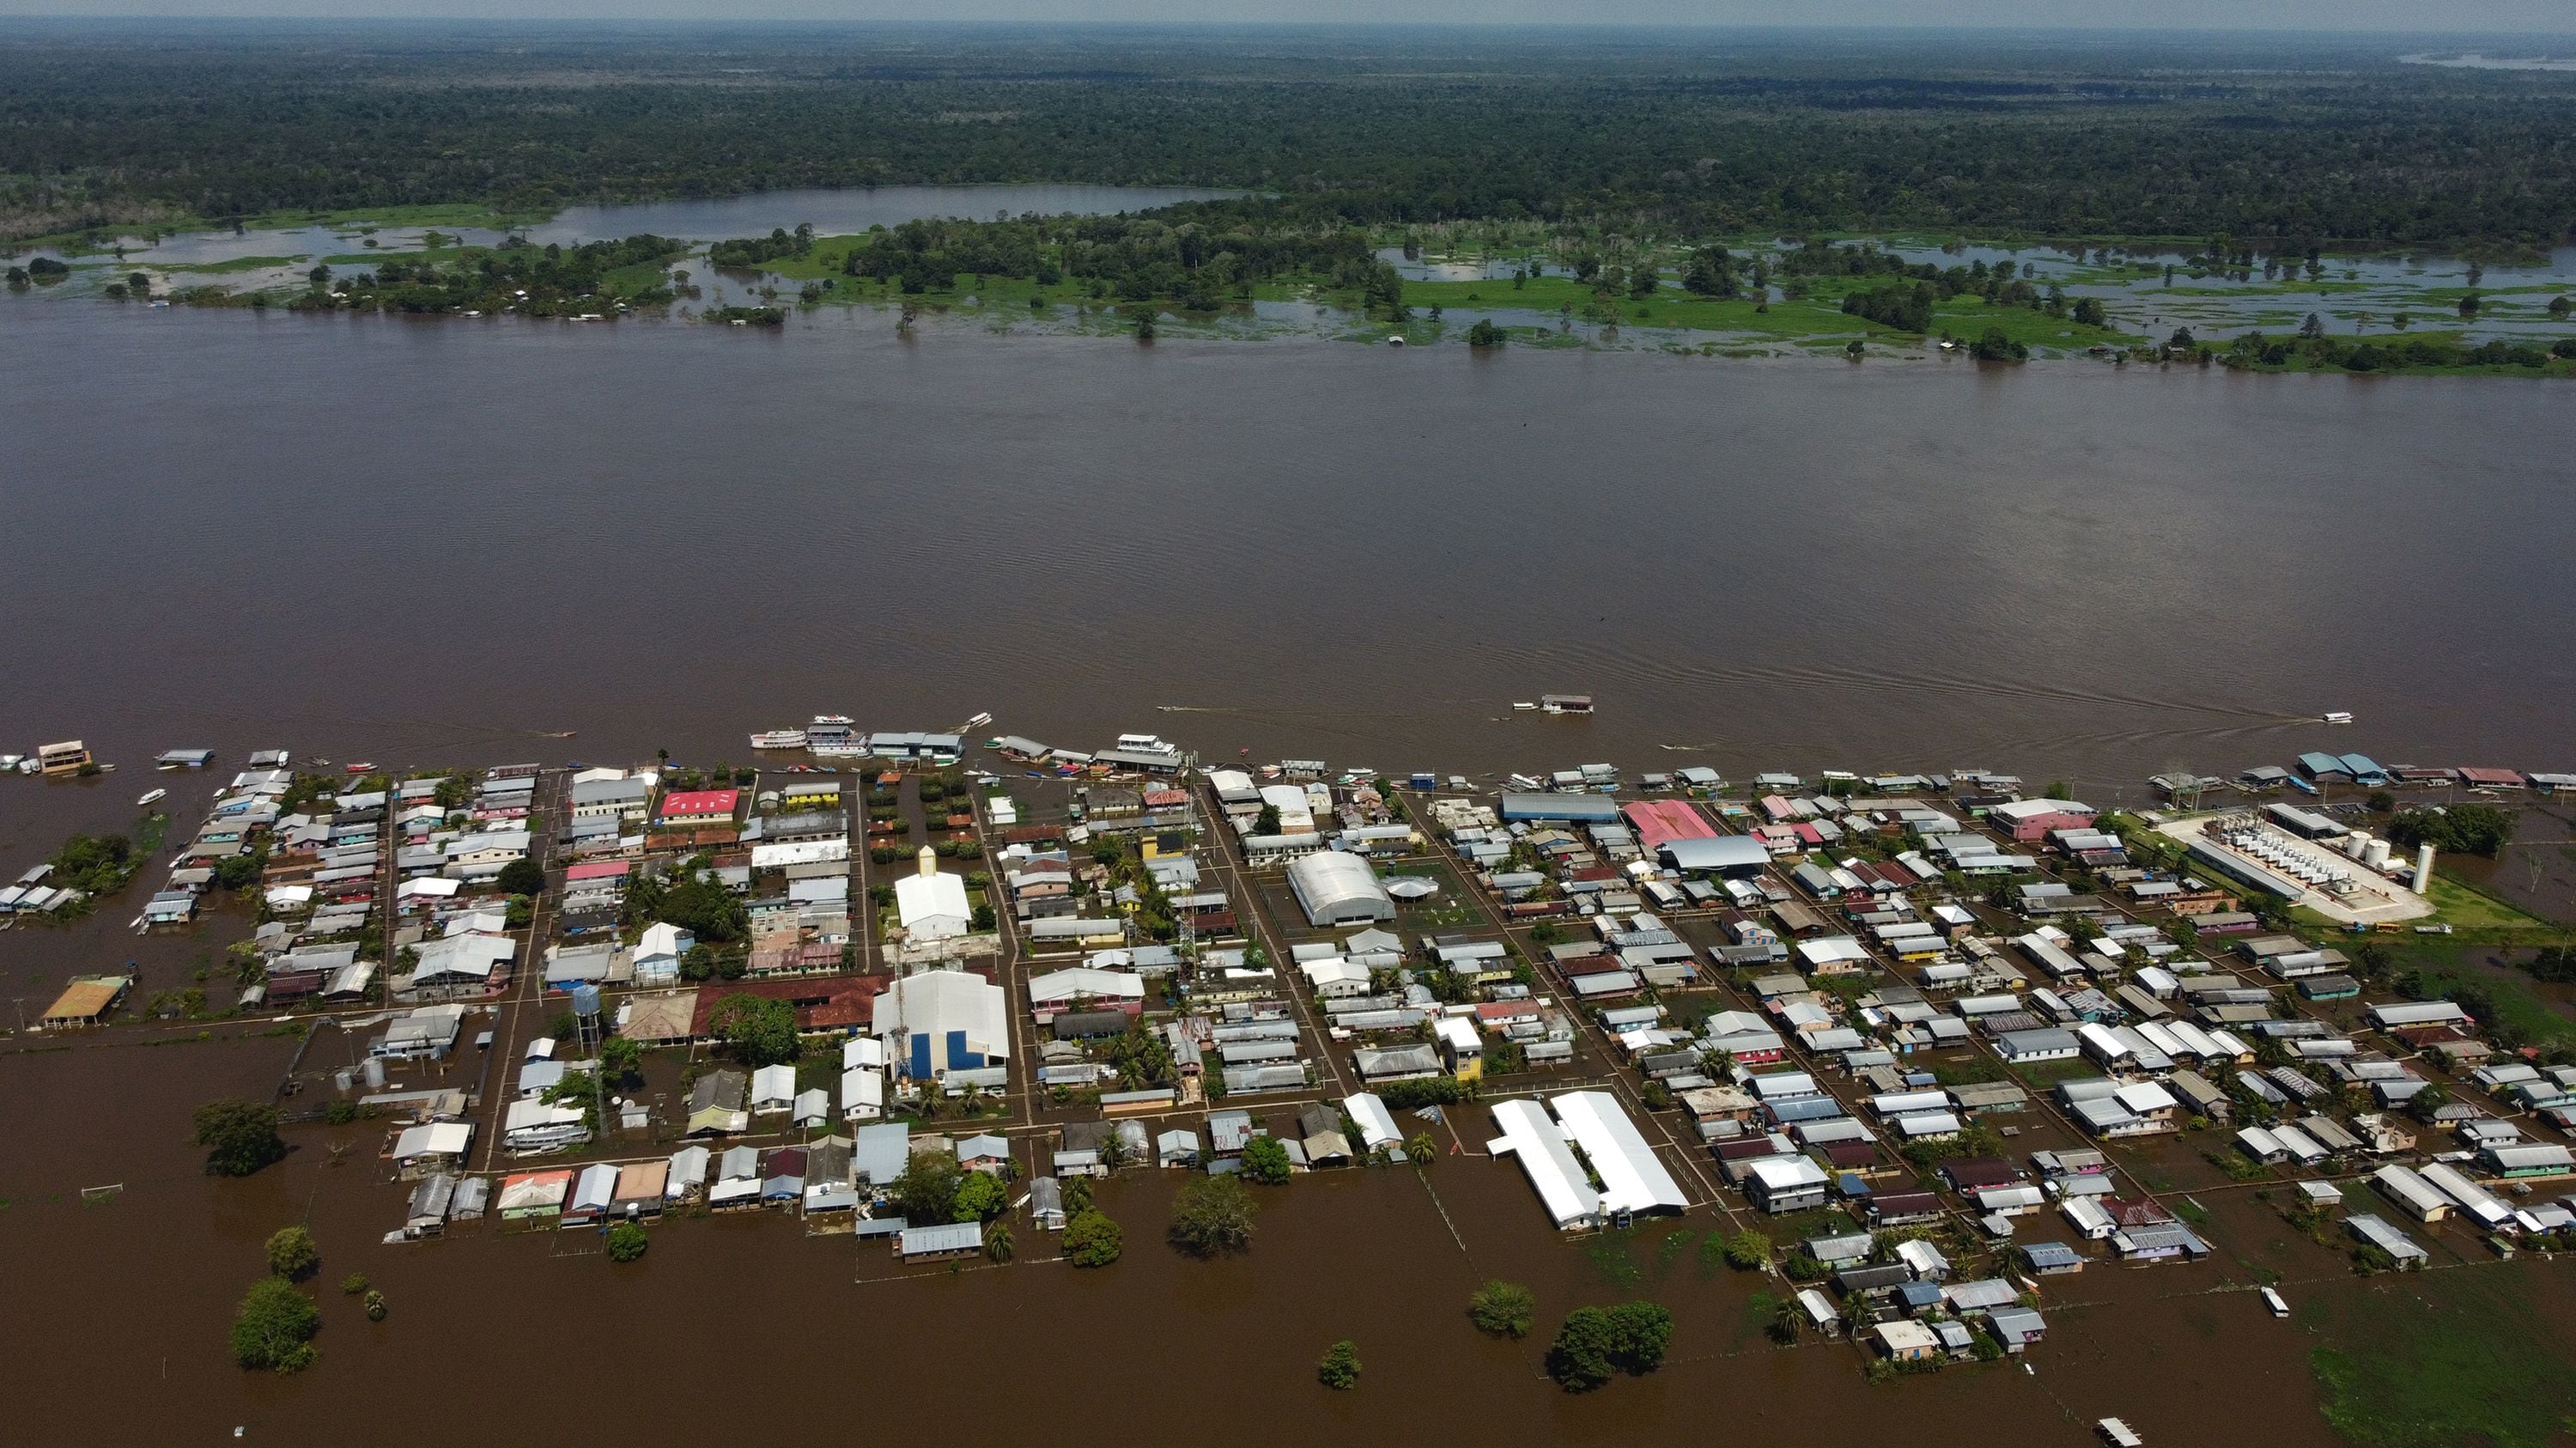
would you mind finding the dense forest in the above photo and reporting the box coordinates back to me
[5,23,2576,252]
[839,210,1394,308]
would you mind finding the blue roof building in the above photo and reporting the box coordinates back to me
[1499,793,1622,824]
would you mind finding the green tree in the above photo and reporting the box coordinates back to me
[629,867,749,942]
[1606,1301,1674,1372]
[1468,1279,1536,1338]
[1254,803,1282,836]
[1406,1131,1437,1163]
[1546,1306,1619,1390]
[1168,1172,1259,1257]
[495,858,545,897]
[952,1171,1008,1222]
[1065,1208,1123,1267]
[706,993,799,1066]
[264,1225,319,1281]
[1318,1339,1362,1390]
[210,847,270,892]
[1682,245,1736,297]
[605,1222,649,1262]
[1722,1228,1772,1270]
[1238,1134,1293,1184]
[1969,326,2026,362]
[598,1034,643,1086]
[1467,318,1505,347]
[2383,804,2515,857]
[894,1150,965,1224]
[1546,1301,1674,1390]
[195,1099,287,1177]
[229,1277,320,1373]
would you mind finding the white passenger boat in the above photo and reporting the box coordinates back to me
[136,788,167,807]
[2322,711,2354,725]
[805,715,864,756]
[749,729,808,750]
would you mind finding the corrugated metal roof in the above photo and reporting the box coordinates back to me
[1489,1098,1598,1228]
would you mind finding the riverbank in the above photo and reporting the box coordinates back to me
[14,182,2576,368]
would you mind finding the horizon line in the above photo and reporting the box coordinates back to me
[3,15,2574,38]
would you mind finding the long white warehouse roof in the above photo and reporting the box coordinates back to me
[1552,1090,1688,1217]
[1487,1099,1599,1229]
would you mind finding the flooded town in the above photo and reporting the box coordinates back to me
[6,715,2574,1444]
[15,14,2576,1445]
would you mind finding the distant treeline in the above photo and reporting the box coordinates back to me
[706,225,814,270]
[5,27,2576,250]
[2227,331,2575,373]
[840,209,1394,308]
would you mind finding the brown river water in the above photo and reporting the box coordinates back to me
[5,301,2576,1445]
[5,302,2574,794]
[4,1008,2569,1447]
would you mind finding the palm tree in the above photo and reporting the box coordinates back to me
[986,1221,1015,1262]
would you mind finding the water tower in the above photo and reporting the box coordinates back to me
[570,983,604,1055]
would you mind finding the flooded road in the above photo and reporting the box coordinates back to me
[6,1027,2556,1448]
[3,301,2573,800]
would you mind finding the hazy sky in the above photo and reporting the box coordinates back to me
[2,1,2572,31]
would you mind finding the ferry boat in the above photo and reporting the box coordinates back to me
[136,788,167,807]
[956,711,993,733]
[805,715,864,757]
[749,728,808,751]
[2322,711,2354,725]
